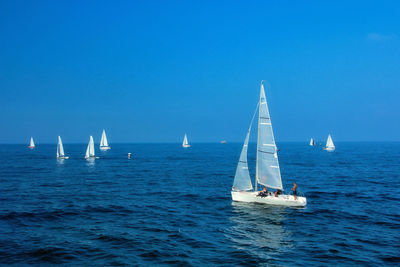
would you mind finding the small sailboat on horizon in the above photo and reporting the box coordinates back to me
[28,137,35,149]
[309,138,316,146]
[99,129,111,150]
[231,81,306,207]
[85,136,99,159]
[182,134,191,148]
[323,134,335,151]
[57,136,69,159]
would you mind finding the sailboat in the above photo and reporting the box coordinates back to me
[309,138,316,146]
[28,137,35,149]
[231,81,307,207]
[99,129,111,150]
[182,134,190,148]
[85,136,99,159]
[57,136,69,159]
[323,134,335,151]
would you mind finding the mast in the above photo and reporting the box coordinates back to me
[255,81,263,191]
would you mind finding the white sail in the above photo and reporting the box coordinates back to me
[100,129,109,147]
[182,134,190,147]
[57,136,65,157]
[256,82,283,190]
[29,137,35,147]
[310,138,315,146]
[326,134,335,149]
[85,136,95,158]
[232,104,258,191]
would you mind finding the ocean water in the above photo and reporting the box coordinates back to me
[0,143,399,266]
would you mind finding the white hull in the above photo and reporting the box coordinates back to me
[57,156,69,159]
[28,146,35,149]
[182,145,191,148]
[231,191,306,207]
[99,146,111,151]
[324,147,335,151]
[85,156,99,160]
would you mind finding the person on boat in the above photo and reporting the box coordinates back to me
[274,189,282,197]
[292,182,297,200]
[257,187,268,197]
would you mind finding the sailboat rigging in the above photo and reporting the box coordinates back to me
[182,134,190,148]
[99,129,111,150]
[57,136,69,159]
[28,137,35,149]
[323,134,335,151]
[231,81,307,207]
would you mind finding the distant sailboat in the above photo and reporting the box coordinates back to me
[231,81,306,207]
[220,140,227,144]
[57,136,69,159]
[85,136,98,159]
[99,129,111,150]
[28,137,35,149]
[182,134,190,148]
[309,138,316,146]
[323,134,335,151]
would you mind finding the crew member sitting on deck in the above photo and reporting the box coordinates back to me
[274,189,282,197]
[257,187,268,197]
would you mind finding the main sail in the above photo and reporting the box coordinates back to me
[256,82,283,190]
[57,136,65,157]
[232,104,258,191]
[100,129,109,147]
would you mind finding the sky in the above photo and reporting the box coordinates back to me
[0,0,399,143]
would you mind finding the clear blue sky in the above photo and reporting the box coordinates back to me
[0,0,399,143]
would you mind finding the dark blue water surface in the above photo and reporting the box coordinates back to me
[0,143,399,266]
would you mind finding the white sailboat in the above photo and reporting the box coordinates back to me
[231,81,307,207]
[99,129,111,150]
[182,134,190,148]
[85,136,99,159]
[309,138,316,146]
[323,134,335,151]
[57,136,69,159]
[28,137,35,149]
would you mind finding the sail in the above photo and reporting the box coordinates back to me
[89,136,95,156]
[30,137,35,147]
[310,138,315,146]
[326,134,335,148]
[100,129,109,147]
[232,104,258,191]
[85,136,95,158]
[57,136,65,157]
[182,134,189,146]
[85,140,90,158]
[256,82,283,190]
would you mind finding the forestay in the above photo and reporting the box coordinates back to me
[232,104,258,191]
[256,83,283,190]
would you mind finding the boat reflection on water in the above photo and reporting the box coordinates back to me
[85,158,95,168]
[228,202,293,261]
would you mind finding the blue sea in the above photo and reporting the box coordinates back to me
[0,143,399,266]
